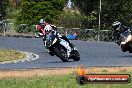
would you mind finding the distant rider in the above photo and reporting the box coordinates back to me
[112,21,129,45]
[37,18,74,49]
[37,18,60,47]
[37,18,46,38]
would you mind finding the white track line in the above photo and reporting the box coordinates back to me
[0,51,39,64]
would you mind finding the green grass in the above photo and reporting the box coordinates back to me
[0,49,26,62]
[0,73,131,88]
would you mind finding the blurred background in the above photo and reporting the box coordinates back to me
[0,0,132,41]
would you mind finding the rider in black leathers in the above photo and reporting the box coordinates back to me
[112,21,128,45]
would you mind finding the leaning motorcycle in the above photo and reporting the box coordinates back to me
[46,33,80,62]
[37,24,80,62]
[120,29,132,53]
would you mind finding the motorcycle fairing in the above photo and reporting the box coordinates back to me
[59,39,71,57]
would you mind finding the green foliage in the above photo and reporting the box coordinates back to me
[74,0,99,15]
[101,0,132,27]
[56,10,97,28]
[16,0,65,25]
[10,0,132,30]
[74,0,132,30]
[0,0,8,20]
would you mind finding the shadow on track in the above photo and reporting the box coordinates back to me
[47,60,75,63]
[39,51,49,53]
[117,54,132,58]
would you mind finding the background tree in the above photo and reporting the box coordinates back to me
[101,0,132,29]
[74,0,99,15]
[74,0,132,29]
[0,0,8,20]
[16,0,65,25]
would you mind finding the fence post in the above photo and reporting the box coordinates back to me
[3,20,6,36]
[66,28,68,36]
[97,31,100,41]
[98,0,102,41]
[3,28,5,36]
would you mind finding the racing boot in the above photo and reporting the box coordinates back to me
[43,41,47,47]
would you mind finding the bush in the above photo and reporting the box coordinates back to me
[16,0,64,25]
[55,10,97,29]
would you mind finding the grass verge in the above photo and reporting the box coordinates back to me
[0,49,26,62]
[0,67,132,88]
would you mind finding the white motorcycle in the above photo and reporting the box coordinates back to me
[46,34,80,62]
[37,24,80,62]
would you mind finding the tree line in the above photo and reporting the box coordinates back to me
[1,0,132,30]
[74,0,132,29]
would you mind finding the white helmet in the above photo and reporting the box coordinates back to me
[39,19,45,24]
[112,21,122,30]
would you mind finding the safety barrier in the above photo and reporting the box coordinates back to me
[0,23,114,41]
[57,27,114,41]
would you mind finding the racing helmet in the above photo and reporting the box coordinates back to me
[112,21,122,31]
[39,18,45,24]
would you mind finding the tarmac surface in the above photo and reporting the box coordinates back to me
[0,37,132,70]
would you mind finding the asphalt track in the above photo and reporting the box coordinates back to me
[0,37,132,70]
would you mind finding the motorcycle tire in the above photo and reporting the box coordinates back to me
[121,45,126,52]
[54,45,69,62]
[129,51,132,53]
[71,50,80,61]
[49,52,54,56]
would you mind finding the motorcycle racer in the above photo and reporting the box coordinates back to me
[37,18,46,37]
[37,18,74,51]
[112,21,128,45]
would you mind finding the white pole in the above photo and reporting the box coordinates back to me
[98,0,101,41]
[3,20,6,36]
[3,29,5,36]
[66,28,68,36]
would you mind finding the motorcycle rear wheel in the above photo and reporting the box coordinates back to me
[121,45,126,52]
[71,50,80,61]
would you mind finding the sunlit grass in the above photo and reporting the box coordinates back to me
[0,74,131,88]
[0,49,26,62]
[0,70,131,88]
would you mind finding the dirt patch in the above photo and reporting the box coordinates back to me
[86,67,132,73]
[0,67,132,78]
[0,68,75,78]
